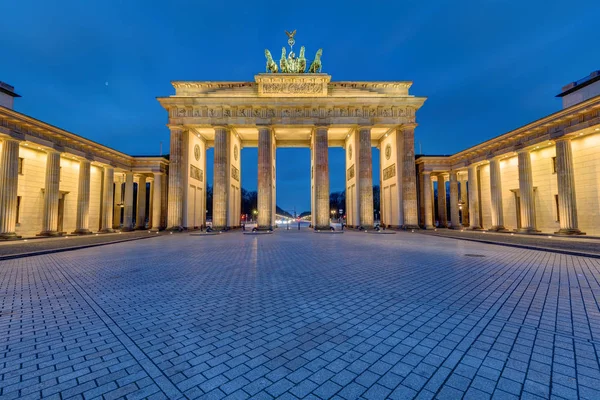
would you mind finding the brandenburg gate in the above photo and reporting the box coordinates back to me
[157,33,426,231]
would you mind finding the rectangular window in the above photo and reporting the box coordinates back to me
[551,157,557,174]
[18,158,24,175]
[554,194,560,222]
[16,196,21,224]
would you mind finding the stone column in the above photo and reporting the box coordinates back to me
[213,127,229,229]
[113,175,122,229]
[100,166,114,232]
[167,127,183,229]
[449,171,461,229]
[257,126,274,230]
[136,175,147,229]
[0,138,21,239]
[459,175,469,226]
[436,174,447,227]
[402,125,419,228]
[122,172,134,231]
[313,126,330,230]
[555,138,583,235]
[422,172,434,229]
[358,127,374,228]
[73,159,92,234]
[40,150,61,236]
[489,157,507,231]
[151,172,163,231]
[468,165,481,229]
[517,150,537,233]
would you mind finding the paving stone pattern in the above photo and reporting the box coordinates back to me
[1,230,600,399]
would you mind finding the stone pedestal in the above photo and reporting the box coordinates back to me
[401,125,419,229]
[122,172,135,231]
[73,159,92,234]
[39,150,61,236]
[437,174,448,228]
[151,172,163,231]
[449,171,461,229]
[257,126,274,230]
[517,150,539,233]
[0,138,21,239]
[489,158,507,231]
[136,175,147,229]
[468,165,482,229]
[312,126,330,230]
[555,138,584,235]
[422,172,435,229]
[100,166,114,233]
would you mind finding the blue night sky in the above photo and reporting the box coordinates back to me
[2,1,599,213]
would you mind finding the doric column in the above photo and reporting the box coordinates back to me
[73,159,92,234]
[313,126,330,230]
[40,150,61,236]
[136,175,147,229]
[459,175,469,226]
[257,126,274,230]
[436,173,447,227]
[468,165,481,229]
[489,157,506,231]
[422,172,434,229]
[555,138,583,235]
[113,175,122,229]
[358,126,374,228]
[167,126,183,229]
[517,150,537,232]
[449,171,461,229]
[122,172,135,231]
[151,172,163,231]
[213,126,229,229]
[402,125,419,228]
[0,138,21,239]
[100,166,114,232]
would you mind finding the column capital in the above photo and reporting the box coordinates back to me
[399,123,418,131]
[554,136,571,143]
[516,147,530,155]
[212,124,230,132]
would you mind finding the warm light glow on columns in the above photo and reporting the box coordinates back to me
[459,175,469,226]
[135,175,147,229]
[212,126,229,230]
[257,126,274,230]
[0,138,20,239]
[40,150,61,236]
[358,126,374,228]
[555,138,583,235]
[122,172,135,231]
[489,157,506,231]
[517,149,538,233]
[422,172,435,229]
[113,175,123,229]
[401,125,419,228]
[312,125,330,230]
[73,159,92,234]
[436,173,448,227]
[467,165,481,229]
[100,166,114,232]
[167,126,183,229]
[449,171,460,229]
[151,172,163,231]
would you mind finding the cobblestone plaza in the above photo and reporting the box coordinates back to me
[1,232,600,399]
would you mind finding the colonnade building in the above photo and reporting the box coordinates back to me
[1,66,600,238]
[0,82,168,239]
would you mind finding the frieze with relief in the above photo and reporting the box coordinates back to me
[383,164,396,181]
[190,165,203,182]
[347,164,355,181]
[231,165,240,181]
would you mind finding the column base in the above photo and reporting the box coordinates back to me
[489,226,509,232]
[149,227,163,232]
[554,228,586,236]
[517,227,540,234]
[72,229,92,235]
[37,231,63,237]
[99,228,116,233]
[0,232,21,240]
[403,225,420,230]
[423,225,435,230]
